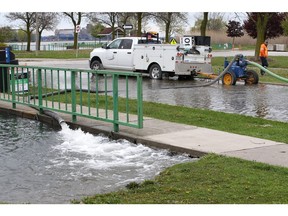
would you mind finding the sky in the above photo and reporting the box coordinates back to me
[0,12,198,36]
[1,0,287,12]
[0,0,286,36]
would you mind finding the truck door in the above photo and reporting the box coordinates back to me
[116,39,134,70]
[102,39,122,68]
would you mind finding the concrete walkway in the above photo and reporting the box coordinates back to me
[1,100,288,168]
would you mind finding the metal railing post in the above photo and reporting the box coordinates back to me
[71,70,77,122]
[113,74,119,132]
[10,66,16,109]
[37,68,43,114]
[137,75,143,128]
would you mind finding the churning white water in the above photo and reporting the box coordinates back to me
[53,123,193,185]
[0,114,194,204]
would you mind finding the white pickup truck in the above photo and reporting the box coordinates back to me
[89,36,213,79]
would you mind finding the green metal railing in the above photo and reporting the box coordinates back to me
[0,64,143,132]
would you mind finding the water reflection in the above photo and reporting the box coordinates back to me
[138,78,288,122]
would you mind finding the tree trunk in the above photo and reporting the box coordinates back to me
[165,13,172,43]
[254,13,269,59]
[137,12,142,37]
[200,12,208,36]
[112,25,115,40]
[37,31,43,51]
[26,32,31,51]
[165,22,170,43]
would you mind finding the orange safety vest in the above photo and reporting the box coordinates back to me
[259,43,268,57]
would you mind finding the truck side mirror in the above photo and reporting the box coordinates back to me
[101,43,108,49]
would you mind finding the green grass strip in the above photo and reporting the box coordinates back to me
[73,154,288,204]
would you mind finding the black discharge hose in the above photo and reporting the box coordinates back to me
[161,54,241,89]
[28,106,65,126]
[29,89,111,100]
[42,109,65,125]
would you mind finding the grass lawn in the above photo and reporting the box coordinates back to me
[72,154,288,204]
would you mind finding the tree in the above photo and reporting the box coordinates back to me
[134,12,154,37]
[200,12,208,36]
[34,13,59,50]
[152,12,188,43]
[88,12,119,40]
[6,12,36,51]
[63,12,87,49]
[118,12,134,37]
[0,26,13,44]
[136,12,143,37]
[89,23,105,41]
[226,20,244,50]
[208,13,227,31]
[243,12,286,58]
[281,13,288,36]
[192,12,227,33]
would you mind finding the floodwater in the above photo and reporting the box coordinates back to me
[137,78,288,123]
[0,113,193,204]
[22,59,288,123]
[110,76,288,123]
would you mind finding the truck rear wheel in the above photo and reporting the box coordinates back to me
[149,64,162,80]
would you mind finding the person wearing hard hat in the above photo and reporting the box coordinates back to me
[259,40,269,75]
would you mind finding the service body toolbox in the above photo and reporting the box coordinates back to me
[133,44,177,72]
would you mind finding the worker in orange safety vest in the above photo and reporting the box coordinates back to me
[259,40,269,75]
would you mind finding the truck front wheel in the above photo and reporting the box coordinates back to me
[149,64,162,80]
[91,60,103,70]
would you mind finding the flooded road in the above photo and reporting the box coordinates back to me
[138,78,288,122]
[21,59,288,123]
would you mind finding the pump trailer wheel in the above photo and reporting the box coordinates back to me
[222,71,237,85]
[245,69,259,85]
